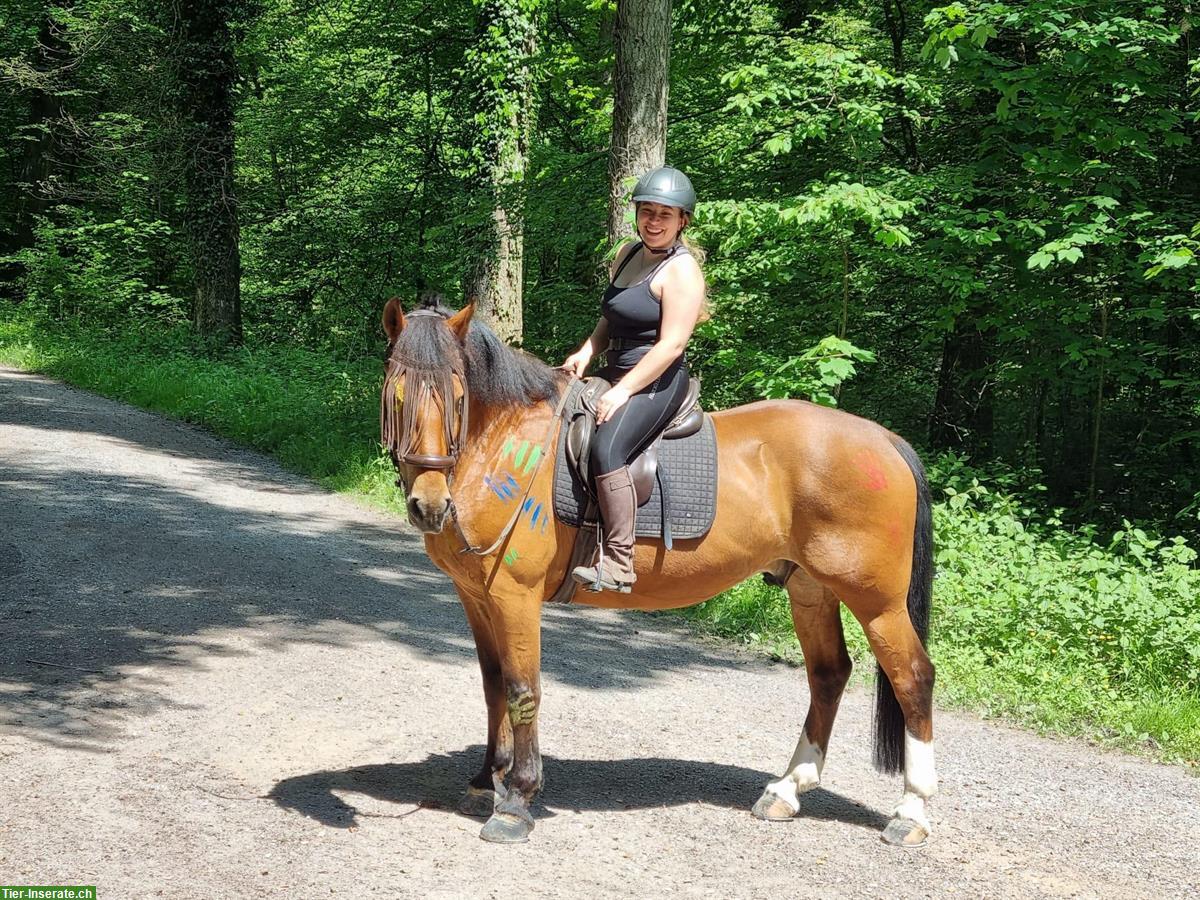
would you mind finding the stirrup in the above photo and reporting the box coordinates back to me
[570,564,633,594]
[570,544,634,593]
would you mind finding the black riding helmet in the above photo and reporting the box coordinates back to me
[631,165,696,215]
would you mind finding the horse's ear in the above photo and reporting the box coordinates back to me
[382,297,406,341]
[446,300,475,342]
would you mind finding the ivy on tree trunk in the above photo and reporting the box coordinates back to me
[174,0,244,345]
[464,0,540,345]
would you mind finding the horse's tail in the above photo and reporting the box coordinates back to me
[873,436,933,774]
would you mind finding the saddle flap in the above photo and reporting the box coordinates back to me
[628,440,658,506]
[662,377,703,439]
[663,407,703,440]
[563,373,699,507]
[564,377,613,486]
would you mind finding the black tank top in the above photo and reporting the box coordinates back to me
[601,241,691,369]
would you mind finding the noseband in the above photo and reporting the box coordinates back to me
[380,309,470,483]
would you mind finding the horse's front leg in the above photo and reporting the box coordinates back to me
[477,589,543,844]
[456,589,513,818]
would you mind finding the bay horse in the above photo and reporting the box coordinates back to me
[380,296,937,847]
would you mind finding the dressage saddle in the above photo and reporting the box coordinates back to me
[547,376,714,605]
[563,375,704,507]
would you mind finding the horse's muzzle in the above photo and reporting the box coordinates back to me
[408,495,452,533]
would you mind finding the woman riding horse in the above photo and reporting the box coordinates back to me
[561,165,705,593]
[379,172,938,848]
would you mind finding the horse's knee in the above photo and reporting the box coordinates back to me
[506,683,539,728]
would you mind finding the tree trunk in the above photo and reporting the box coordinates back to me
[174,0,243,345]
[607,0,671,249]
[881,0,921,171]
[465,0,540,345]
[1,7,73,301]
[929,317,995,455]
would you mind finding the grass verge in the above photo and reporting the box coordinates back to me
[3,313,1197,768]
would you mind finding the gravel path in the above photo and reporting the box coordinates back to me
[0,364,1196,899]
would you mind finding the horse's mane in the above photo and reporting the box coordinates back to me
[390,294,564,408]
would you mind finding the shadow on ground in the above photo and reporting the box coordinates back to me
[0,369,779,752]
[267,745,889,831]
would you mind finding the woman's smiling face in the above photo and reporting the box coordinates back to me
[636,201,687,249]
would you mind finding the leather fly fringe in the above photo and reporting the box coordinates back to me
[381,360,463,466]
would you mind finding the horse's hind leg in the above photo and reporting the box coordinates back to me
[853,604,937,847]
[752,568,852,821]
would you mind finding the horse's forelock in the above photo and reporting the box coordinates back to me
[390,308,464,374]
[384,299,563,408]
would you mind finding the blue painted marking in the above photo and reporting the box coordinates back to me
[523,497,533,512]
[530,501,543,529]
[505,474,519,492]
[485,474,514,502]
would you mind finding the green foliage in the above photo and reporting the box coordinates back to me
[727,334,876,406]
[3,210,183,325]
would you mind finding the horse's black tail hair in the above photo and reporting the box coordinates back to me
[872,436,933,774]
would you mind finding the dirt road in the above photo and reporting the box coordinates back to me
[0,365,1195,898]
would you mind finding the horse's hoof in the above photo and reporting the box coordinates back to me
[751,789,798,822]
[479,811,534,844]
[881,816,929,848]
[457,787,496,818]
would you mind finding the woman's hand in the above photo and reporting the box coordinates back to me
[595,385,631,423]
[561,348,592,379]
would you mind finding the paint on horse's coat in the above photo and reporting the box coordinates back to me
[763,732,825,812]
[503,548,519,566]
[484,474,519,501]
[885,518,905,549]
[523,445,542,474]
[497,438,542,475]
[507,690,537,726]
[509,496,548,534]
[853,449,889,491]
[483,475,507,500]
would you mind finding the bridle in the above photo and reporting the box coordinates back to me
[380,308,470,492]
[379,306,571,567]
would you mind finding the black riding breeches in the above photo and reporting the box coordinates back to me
[590,362,691,476]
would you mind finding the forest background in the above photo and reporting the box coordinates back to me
[2,0,1198,764]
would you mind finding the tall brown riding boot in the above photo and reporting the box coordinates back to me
[572,466,638,593]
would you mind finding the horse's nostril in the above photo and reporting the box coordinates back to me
[407,496,421,517]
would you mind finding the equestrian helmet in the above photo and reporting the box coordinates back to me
[631,166,696,215]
